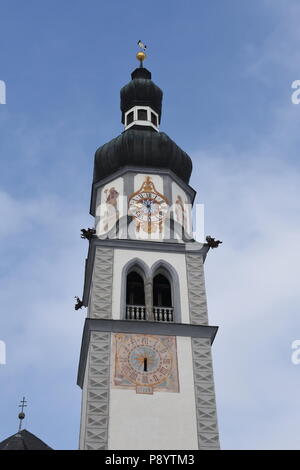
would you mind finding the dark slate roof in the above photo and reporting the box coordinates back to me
[0,429,52,450]
[93,65,193,185]
[93,128,193,184]
[120,67,163,124]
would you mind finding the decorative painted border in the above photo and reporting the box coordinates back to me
[80,331,111,450]
[186,252,209,325]
[88,247,114,318]
[191,338,220,450]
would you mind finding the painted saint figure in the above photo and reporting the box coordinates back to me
[175,194,188,233]
[98,186,120,235]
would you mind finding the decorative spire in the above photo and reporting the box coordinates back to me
[18,396,27,432]
[136,40,147,67]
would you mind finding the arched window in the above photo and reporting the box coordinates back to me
[125,271,146,320]
[152,272,173,322]
[153,274,172,307]
[126,271,145,305]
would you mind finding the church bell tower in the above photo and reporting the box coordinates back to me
[77,49,220,450]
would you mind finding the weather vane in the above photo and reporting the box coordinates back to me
[136,40,147,67]
[18,396,27,432]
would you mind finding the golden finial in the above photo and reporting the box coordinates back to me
[136,51,146,63]
[137,40,147,66]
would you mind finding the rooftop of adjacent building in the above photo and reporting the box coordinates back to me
[0,397,53,451]
[0,429,52,451]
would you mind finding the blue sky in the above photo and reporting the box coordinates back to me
[1,0,300,449]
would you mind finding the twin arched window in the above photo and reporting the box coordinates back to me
[124,262,177,323]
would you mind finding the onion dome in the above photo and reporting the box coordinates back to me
[93,54,193,185]
[120,67,163,125]
[93,128,192,184]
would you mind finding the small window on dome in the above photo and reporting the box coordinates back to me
[138,109,147,121]
[151,112,157,126]
[127,111,134,125]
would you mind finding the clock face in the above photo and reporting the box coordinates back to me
[128,176,169,234]
[112,334,179,394]
[129,191,169,223]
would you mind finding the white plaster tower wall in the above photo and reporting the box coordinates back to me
[78,245,220,450]
[108,335,198,450]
